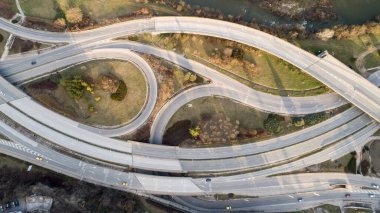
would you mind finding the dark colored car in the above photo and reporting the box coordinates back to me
[345,193,351,198]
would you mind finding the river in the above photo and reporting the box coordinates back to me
[182,0,380,29]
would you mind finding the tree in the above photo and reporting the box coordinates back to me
[65,7,83,24]
[189,74,197,82]
[303,112,326,126]
[189,126,200,138]
[54,18,66,28]
[59,75,93,99]
[110,81,127,101]
[263,114,283,134]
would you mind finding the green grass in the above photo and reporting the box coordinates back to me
[130,33,328,96]
[0,29,10,56]
[364,50,380,68]
[295,33,380,71]
[20,0,58,20]
[24,60,147,127]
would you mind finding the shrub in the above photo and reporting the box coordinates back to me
[263,114,283,134]
[189,126,200,138]
[111,81,127,101]
[54,18,66,28]
[0,34,3,43]
[65,7,83,24]
[345,156,357,174]
[292,117,305,127]
[231,47,244,59]
[303,112,326,126]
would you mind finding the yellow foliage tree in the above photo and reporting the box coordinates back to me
[54,18,66,28]
[65,7,83,24]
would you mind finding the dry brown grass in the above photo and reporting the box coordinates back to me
[24,60,147,127]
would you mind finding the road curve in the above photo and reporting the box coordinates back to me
[5,48,158,137]
[0,41,347,138]
[0,16,379,123]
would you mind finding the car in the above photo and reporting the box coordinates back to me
[31,60,37,65]
[4,204,9,210]
[14,200,19,207]
[345,193,351,198]
[35,156,43,161]
[205,178,211,182]
[372,184,379,189]
[369,193,375,198]
[225,205,232,210]
[122,181,128,186]
[318,51,328,58]
[297,198,303,202]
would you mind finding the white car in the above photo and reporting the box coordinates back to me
[371,184,379,189]
[369,193,375,198]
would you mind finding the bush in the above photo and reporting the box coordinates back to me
[263,114,283,134]
[0,34,3,43]
[303,112,326,126]
[54,18,66,28]
[345,156,357,174]
[231,47,244,59]
[189,126,200,138]
[65,7,83,24]
[110,81,127,101]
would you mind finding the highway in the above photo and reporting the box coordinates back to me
[0,14,380,212]
[0,16,379,123]
[0,129,379,198]
[1,100,375,173]
[0,39,364,173]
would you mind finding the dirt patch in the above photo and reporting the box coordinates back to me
[163,120,192,146]
[9,37,51,54]
[0,0,17,19]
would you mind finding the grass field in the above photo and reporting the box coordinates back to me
[163,96,269,146]
[131,33,328,96]
[164,96,349,147]
[0,0,18,19]
[318,153,352,173]
[24,60,147,127]
[0,29,10,56]
[364,50,380,69]
[296,32,380,70]
[20,0,58,20]
[167,97,269,132]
